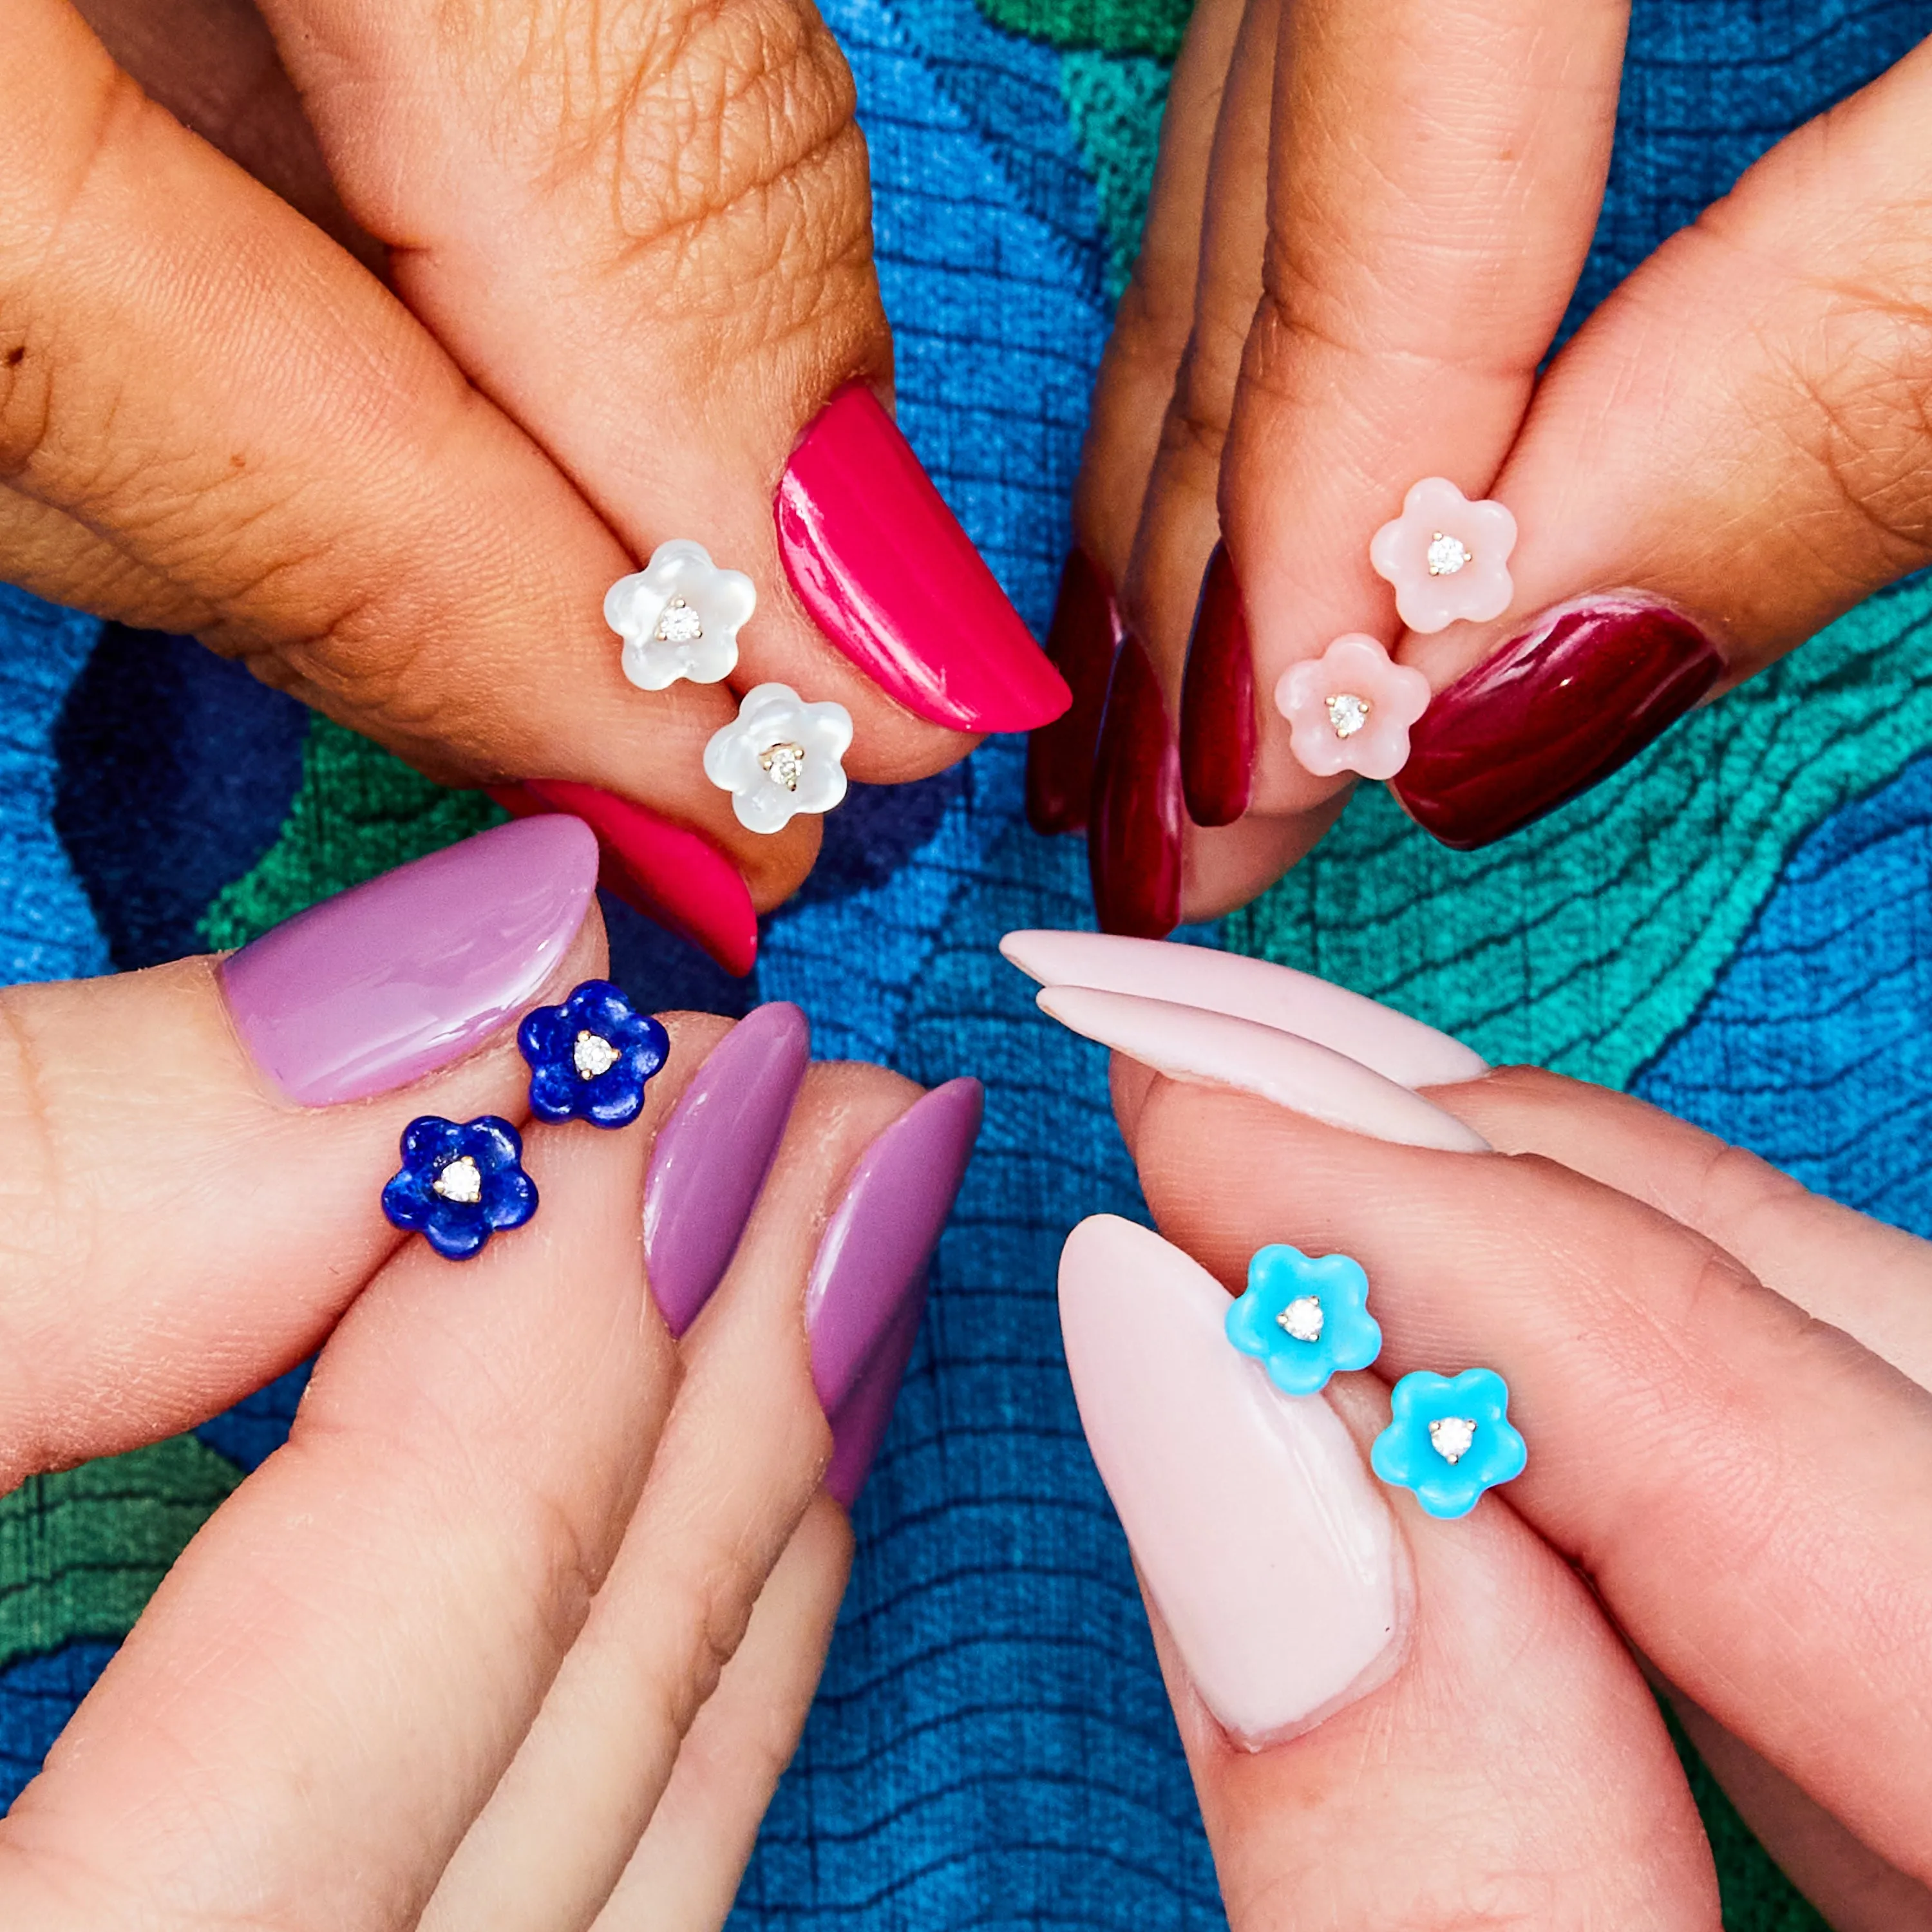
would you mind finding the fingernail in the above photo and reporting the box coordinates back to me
[1025,547,1123,835]
[775,386,1072,734]
[1392,593,1725,849]
[1179,542,1255,826]
[1000,929,1485,1088]
[493,780,758,976]
[222,815,598,1106]
[824,1282,925,1508]
[1087,632,1183,938]
[643,1003,811,1336]
[1034,985,1489,1152]
[805,1077,983,1414]
[1061,1215,1405,1745]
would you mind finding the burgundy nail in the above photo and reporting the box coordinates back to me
[1393,593,1725,849]
[1179,541,1255,826]
[1087,632,1184,938]
[804,1077,982,1414]
[824,1283,925,1508]
[222,817,599,1106]
[1025,547,1124,836]
[642,1003,811,1336]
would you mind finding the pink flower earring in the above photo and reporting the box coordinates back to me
[1274,634,1430,780]
[1369,478,1517,633]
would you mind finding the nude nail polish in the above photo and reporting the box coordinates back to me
[222,815,599,1106]
[1026,547,1123,836]
[775,386,1072,735]
[1393,593,1724,849]
[1179,542,1255,826]
[1061,1215,1405,1745]
[1088,632,1184,939]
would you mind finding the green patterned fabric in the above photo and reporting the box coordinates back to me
[976,0,1191,57]
[1060,50,1172,297]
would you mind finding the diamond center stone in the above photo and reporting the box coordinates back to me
[760,741,806,791]
[1428,1416,1478,1464]
[1327,692,1370,739]
[574,1030,621,1080]
[433,1155,483,1205]
[655,596,704,645]
[1425,531,1470,576]
[1277,1294,1325,1343]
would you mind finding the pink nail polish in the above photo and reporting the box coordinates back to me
[824,1282,925,1508]
[775,386,1073,734]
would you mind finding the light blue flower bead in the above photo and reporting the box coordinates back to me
[1370,1367,1527,1519]
[1225,1244,1383,1396]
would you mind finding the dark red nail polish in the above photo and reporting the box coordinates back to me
[1026,547,1124,835]
[1179,541,1255,826]
[1087,632,1183,937]
[1392,593,1725,850]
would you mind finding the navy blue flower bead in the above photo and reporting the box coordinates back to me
[518,979,670,1130]
[1370,1367,1527,1519]
[382,1115,538,1260]
[1226,1244,1383,1396]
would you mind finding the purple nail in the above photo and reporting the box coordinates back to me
[824,1284,925,1508]
[221,817,600,1106]
[642,1003,811,1336]
[805,1077,982,1414]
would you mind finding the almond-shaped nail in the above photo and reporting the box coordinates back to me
[222,816,598,1106]
[1026,547,1123,836]
[824,1283,925,1508]
[1179,541,1255,827]
[775,386,1072,734]
[1061,1215,1405,1745]
[1088,632,1183,939]
[643,1003,811,1336]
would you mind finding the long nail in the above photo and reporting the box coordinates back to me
[775,386,1072,734]
[824,1283,925,1508]
[805,1077,983,1414]
[222,815,598,1106]
[643,1003,811,1336]
[493,780,758,976]
[1026,547,1123,835]
[1001,929,1484,1088]
[1035,986,1489,1152]
[1061,1215,1405,1745]
[1087,632,1183,938]
[1179,542,1255,827]
[1392,593,1724,849]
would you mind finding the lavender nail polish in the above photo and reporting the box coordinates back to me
[806,1077,982,1414]
[825,1285,925,1508]
[642,1003,811,1336]
[221,817,600,1106]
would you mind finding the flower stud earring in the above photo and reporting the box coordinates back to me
[704,682,853,833]
[605,538,756,690]
[518,979,670,1129]
[1226,1243,1383,1394]
[1368,478,1518,633]
[1275,634,1431,780]
[1370,1367,1526,1518]
[382,1115,538,1260]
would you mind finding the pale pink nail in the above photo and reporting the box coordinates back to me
[1060,1215,1405,1745]
[1368,477,1517,635]
[1274,634,1432,782]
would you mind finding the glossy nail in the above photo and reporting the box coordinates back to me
[805,1077,983,1414]
[1025,547,1123,835]
[222,816,599,1107]
[1393,593,1725,850]
[1087,633,1183,938]
[775,386,1072,734]
[1035,985,1489,1153]
[643,1003,811,1336]
[1179,542,1256,826]
[824,1283,925,1508]
[1000,930,1485,1088]
[1061,1215,1405,1745]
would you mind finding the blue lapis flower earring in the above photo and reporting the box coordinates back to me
[382,1115,538,1260]
[1370,1367,1527,1519]
[518,980,670,1129]
[1225,1243,1383,1395]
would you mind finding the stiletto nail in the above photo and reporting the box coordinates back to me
[1087,633,1183,938]
[1179,542,1255,826]
[642,1003,810,1336]
[805,1077,983,1414]
[1392,593,1724,849]
[222,816,598,1106]
[1026,547,1122,835]
[775,386,1072,734]
[1034,985,1489,1153]
[492,780,758,976]
[999,930,1485,1088]
[1061,1216,1405,1745]
[824,1283,925,1508]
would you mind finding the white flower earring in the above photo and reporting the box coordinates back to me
[704,683,853,833]
[605,539,756,690]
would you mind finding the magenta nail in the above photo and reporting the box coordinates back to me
[220,817,600,1106]
[642,1003,811,1336]
[804,1078,982,1414]
[824,1284,925,1508]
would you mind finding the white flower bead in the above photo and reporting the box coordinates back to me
[604,539,756,691]
[703,683,853,834]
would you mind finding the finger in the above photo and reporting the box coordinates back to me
[1390,38,1932,850]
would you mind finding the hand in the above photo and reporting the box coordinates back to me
[0,816,979,1932]
[1036,0,1932,934]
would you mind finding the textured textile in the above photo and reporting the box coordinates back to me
[4,3,1931,1928]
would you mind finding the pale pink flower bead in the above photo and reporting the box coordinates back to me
[1274,634,1431,781]
[1368,477,1517,634]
